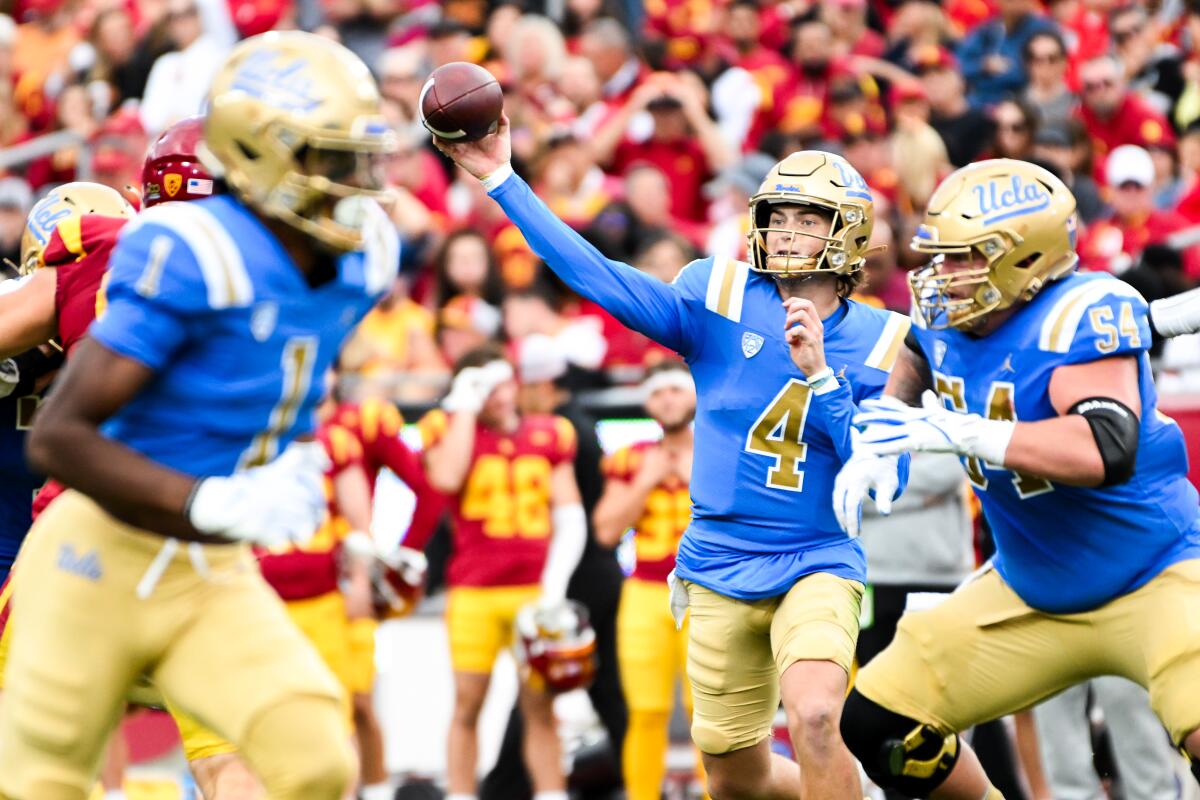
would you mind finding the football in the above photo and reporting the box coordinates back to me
[419,62,504,143]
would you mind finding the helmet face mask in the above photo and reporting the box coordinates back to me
[909,159,1079,332]
[746,151,875,280]
[203,31,397,252]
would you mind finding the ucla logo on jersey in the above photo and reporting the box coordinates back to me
[933,339,947,368]
[742,331,764,358]
[57,543,102,581]
[230,51,321,113]
[973,175,1050,225]
[250,301,278,342]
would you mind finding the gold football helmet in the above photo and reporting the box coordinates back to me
[910,158,1078,330]
[202,31,397,252]
[18,182,134,275]
[746,151,876,278]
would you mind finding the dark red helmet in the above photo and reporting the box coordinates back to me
[516,600,597,694]
[142,116,217,208]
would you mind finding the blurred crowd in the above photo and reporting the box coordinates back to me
[2,0,1200,400]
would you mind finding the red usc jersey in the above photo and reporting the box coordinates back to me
[603,440,690,582]
[44,214,129,355]
[31,214,130,519]
[419,411,576,588]
[256,423,364,601]
[327,398,445,551]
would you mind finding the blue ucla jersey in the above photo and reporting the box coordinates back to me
[0,393,42,574]
[910,271,1200,614]
[90,194,397,477]
[488,172,910,599]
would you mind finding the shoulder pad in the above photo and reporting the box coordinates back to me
[119,202,254,309]
[702,256,752,323]
[860,307,912,373]
[1038,277,1148,355]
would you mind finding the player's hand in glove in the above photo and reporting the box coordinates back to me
[832,431,901,538]
[442,360,514,414]
[667,569,689,630]
[1150,287,1200,338]
[186,439,329,547]
[853,391,1013,464]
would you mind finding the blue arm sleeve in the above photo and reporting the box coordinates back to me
[89,225,203,371]
[811,379,911,498]
[488,173,696,357]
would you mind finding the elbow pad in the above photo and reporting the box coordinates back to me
[1068,397,1139,487]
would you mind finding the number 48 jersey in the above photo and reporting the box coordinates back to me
[909,271,1200,614]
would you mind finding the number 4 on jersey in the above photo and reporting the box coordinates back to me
[745,379,812,492]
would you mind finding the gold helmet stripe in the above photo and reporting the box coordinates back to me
[1039,279,1145,353]
[864,312,912,373]
[704,256,750,322]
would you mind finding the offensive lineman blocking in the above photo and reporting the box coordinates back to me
[835,159,1200,797]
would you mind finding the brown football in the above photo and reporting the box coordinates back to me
[419,62,504,142]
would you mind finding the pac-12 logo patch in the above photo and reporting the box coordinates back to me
[742,331,764,358]
[933,339,947,368]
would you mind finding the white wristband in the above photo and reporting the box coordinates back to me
[806,366,838,395]
[481,163,515,192]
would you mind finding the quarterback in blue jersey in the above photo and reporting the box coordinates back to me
[436,116,909,799]
[834,159,1200,798]
[0,32,398,800]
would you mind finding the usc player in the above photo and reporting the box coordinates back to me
[420,343,587,800]
[593,360,698,800]
[322,387,444,800]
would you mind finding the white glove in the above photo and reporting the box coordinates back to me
[187,440,329,547]
[441,360,514,414]
[832,434,901,538]
[667,569,689,630]
[853,391,1013,464]
[1150,287,1200,338]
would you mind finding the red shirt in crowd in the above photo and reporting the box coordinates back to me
[1077,93,1175,178]
[612,136,714,223]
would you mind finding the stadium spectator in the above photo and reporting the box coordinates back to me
[957,0,1057,108]
[377,45,428,124]
[584,163,691,263]
[1032,124,1109,224]
[880,0,956,75]
[591,72,733,224]
[854,218,910,313]
[824,0,885,59]
[1076,54,1175,169]
[340,275,447,403]
[989,97,1039,160]
[1021,28,1077,129]
[918,46,996,167]
[533,131,618,231]
[704,151,774,261]
[579,17,643,106]
[13,0,80,112]
[502,282,608,378]
[0,177,32,269]
[431,229,507,312]
[139,0,227,134]
[86,7,161,107]
[890,81,951,219]
[1110,4,1184,118]
[1081,144,1200,278]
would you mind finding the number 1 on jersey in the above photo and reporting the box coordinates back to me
[745,379,812,492]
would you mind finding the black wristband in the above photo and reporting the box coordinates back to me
[10,345,64,396]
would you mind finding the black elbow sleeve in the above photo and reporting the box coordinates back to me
[1068,397,1139,487]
